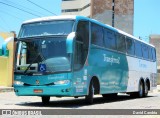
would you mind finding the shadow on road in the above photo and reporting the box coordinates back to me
[16,94,154,108]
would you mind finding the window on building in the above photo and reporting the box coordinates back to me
[104,29,116,50]
[91,23,104,47]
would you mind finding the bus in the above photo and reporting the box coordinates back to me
[14,15,157,104]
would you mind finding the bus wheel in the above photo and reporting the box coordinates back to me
[42,96,50,105]
[137,81,144,98]
[85,80,94,104]
[144,82,149,97]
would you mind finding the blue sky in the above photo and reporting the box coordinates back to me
[0,0,160,42]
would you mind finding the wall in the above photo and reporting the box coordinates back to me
[91,0,134,35]
[61,0,91,17]
[0,32,14,87]
[150,35,160,85]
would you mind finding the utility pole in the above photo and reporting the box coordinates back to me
[112,0,115,27]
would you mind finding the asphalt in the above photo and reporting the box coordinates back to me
[0,85,160,93]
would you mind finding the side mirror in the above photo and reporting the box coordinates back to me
[66,32,75,53]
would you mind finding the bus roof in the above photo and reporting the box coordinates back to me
[23,15,77,24]
[23,15,155,48]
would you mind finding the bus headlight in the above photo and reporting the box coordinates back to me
[14,81,24,85]
[54,80,70,85]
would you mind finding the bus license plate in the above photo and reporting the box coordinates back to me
[34,89,43,93]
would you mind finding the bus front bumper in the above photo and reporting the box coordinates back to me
[14,84,73,97]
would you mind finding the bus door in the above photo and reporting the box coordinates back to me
[73,20,89,96]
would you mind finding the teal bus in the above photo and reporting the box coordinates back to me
[14,15,157,104]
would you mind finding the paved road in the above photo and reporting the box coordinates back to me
[0,91,160,118]
[0,91,160,109]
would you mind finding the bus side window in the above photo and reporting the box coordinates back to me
[74,21,89,70]
[135,41,142,58]
[126,38,135,55]
[91,23,104,47]
[104,29,116,50]
[116,34,126,53]
[152,48,156,61]
[148,47,153,60]
[142,44,149,60]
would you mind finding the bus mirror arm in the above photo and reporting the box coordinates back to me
[66,32,76,53]
[14,38,18,42]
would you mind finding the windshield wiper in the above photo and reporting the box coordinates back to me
[23,53,40,74]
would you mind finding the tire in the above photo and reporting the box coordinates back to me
[144,82,149,97]
[42,96,50,105]
[137,81,144,98]
[85,80,94,104]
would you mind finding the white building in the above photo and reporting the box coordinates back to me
[61,0,91,17]
[61,0,134,35]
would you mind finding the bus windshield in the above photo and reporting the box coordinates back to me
[19,20,74,38]
[15,37,71,74]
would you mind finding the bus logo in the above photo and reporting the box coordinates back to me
[36,80,40,85]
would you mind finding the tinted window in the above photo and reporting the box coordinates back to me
[104,29,116,50]
[135,41,142,58]
[117,34,126,53]
[76,21,89,47]
[74,21,89,70]
[152,48,156,61]
[126,38,135,55]
[91,23,103,46]
[148,47,153,60]
[142,44,149,59]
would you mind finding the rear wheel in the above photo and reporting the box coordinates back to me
[85,80,94,104]
[42,96,50,105]
[144,82,149,97]
[137,81,144,98]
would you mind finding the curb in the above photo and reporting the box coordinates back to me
[0,87,14,93]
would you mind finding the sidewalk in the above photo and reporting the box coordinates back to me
[0,86,14,93]
[153,85,160,93]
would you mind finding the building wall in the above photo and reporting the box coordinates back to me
[0,32,14,87]
[61,0,91,17]
[150,35,160,67]
[91,0,134,35]
[61,0,134,34]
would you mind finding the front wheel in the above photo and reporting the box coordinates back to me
[42,96,50,105]
[85,80,94,104]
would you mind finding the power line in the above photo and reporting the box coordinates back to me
[0,10,23,21]
[0,1,41,17]
[26,0,57,16]
[5,0,46,17]
[0,16,10,31]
